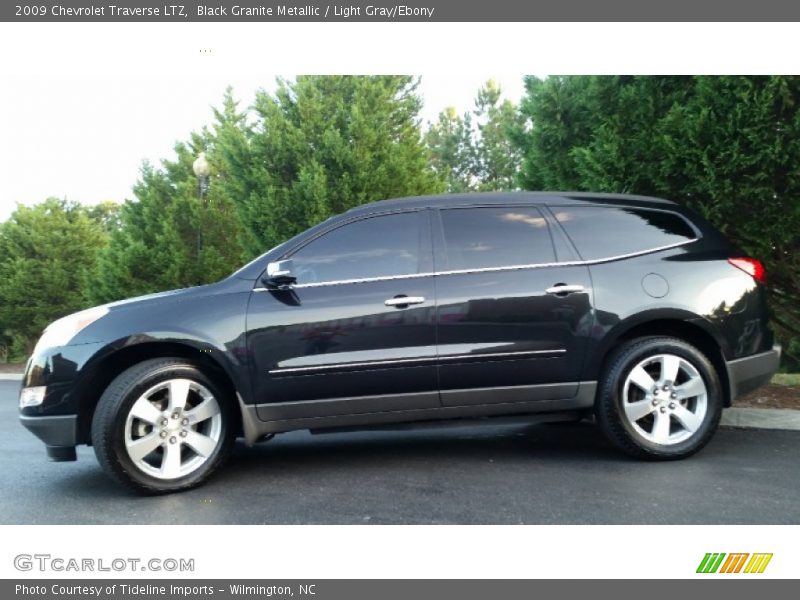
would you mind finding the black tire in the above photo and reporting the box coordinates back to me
[595,336,723,460]
[91,358,236,494]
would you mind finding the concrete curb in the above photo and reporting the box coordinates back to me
[0,374,22,381]
[721,407,800,431]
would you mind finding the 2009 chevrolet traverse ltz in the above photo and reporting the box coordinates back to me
[19,192,780,493]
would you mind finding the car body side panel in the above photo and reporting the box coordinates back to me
[580,246,773,381]
[20,278,253,420]
[434,265,594,395]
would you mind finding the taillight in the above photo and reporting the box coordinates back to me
[728,257,766,285]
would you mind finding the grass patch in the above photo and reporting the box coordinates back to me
[772,373,800,387]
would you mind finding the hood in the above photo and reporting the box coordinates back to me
[102,284,212,311]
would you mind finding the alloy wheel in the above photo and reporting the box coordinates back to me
[621,353,708,446]
[123,378,223,480]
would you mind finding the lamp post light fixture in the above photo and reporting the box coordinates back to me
[192,151,211,259]
[192,152,211,199]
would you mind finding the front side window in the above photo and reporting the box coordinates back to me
[439,206,556,271]
[552,206,697,261]
[290,211,422,284]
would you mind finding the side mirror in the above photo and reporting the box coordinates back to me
[263,259,296,290]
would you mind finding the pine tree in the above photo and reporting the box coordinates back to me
[87,98,251,304]
[425,106,476,192]
[512,75,800,367]
[0,199,106,357]
[215,76,445,253]
[472,80,525,191]
[426,80,523,193]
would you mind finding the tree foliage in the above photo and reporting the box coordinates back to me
[0,199,107,357]
[425,106,475,192]
[513,75,800,366]
[426,80,523,192]
[87,104,250,304]
[215,76,444,256]
[4,76,799,370]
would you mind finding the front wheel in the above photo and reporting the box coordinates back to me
[91,358,235,494]
[595,337,723,460]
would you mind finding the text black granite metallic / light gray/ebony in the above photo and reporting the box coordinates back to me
[18,192,781,493]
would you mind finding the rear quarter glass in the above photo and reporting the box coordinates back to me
[552,206,697,261]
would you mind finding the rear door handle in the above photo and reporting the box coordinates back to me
[385,296,425,307]
[545,284,585,296]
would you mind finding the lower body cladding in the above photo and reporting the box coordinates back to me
[19,414,79,461]
[725,347,781,399]
[238,382,599,445]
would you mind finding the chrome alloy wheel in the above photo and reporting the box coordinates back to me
[123,378,222,480]
[621,353,708,446]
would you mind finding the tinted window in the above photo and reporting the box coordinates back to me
[553,206,696,261]
[290,212,422,284]
[440,207,555,270]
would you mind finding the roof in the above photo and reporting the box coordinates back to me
[346,191,676,216]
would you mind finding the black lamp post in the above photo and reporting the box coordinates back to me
[192,152,211,261]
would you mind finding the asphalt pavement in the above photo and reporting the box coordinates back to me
[2,381,799,524]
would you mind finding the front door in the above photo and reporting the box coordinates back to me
[246,210,439,421]
[432,205,594,406]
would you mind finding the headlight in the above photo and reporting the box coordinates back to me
[19,386,46,408]
[33,306,109,352]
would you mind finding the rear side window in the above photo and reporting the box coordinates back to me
[439,206,556,270]
[290,211,423,284]
[552,206,696,261]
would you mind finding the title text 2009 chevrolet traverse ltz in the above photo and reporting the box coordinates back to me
[19,193,780,493]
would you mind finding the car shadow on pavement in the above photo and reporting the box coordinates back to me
[52,422,617,499]
[225,421,620,476]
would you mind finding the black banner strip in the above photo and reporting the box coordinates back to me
[5,0,800,22]
[3,580,798,600]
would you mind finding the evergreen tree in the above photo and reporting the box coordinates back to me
[215,76,444,254]
[425,106,476,192]
[472,80,524,191]
[88,101,251,304]
[513,75,800,366]
[0,199,106,358]
[426,80,523,193]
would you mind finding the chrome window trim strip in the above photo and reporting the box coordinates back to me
[268,349,566,375]
[252,238,696,291]
[434,239,696,277]
[254,271,434,291]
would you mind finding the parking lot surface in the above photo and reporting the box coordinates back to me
[3,381,799,524]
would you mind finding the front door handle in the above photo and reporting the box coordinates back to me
[545,284,585,296]
[385,295,426,307]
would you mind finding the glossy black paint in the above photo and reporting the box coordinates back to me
[20,192,779,452]
[248,276,439,409]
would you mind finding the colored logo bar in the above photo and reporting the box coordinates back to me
[697,553,773,574]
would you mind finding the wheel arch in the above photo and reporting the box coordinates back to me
[590,314,732,407]
[74,341,245,444]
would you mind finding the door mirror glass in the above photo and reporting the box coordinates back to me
[263,259,296,290]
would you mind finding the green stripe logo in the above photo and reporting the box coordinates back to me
[697,553,727,573]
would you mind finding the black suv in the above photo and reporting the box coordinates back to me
[19,192,780,493]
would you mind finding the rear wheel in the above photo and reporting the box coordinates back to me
[595,337,722,459]
[91,358,235,494]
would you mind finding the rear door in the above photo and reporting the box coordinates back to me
[432,204,594,406]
